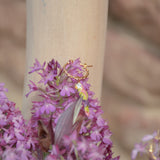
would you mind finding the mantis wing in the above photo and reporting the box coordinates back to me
[54,97,82,146]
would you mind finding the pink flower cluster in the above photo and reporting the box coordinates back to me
[132,130,160,160]
[0,59,119,160]
[0,83,36,160]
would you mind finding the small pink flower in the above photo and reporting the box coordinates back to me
[60,85,75,97]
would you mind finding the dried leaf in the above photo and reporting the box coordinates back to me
[47,113,54,144]
[38,120,52,152]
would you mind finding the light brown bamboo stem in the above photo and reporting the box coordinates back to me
[22,0,108,120]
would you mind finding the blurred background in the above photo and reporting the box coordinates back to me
[0,0,160,159]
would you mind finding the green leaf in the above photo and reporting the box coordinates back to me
[56,76,60,86]
[74,147,80,160]
[60,156,65,160]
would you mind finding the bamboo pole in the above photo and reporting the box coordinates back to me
[22,0,108,120]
